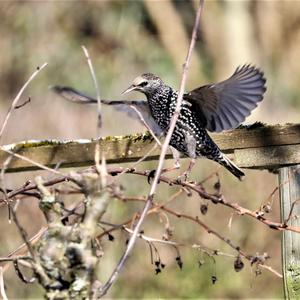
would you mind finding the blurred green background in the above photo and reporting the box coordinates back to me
[1,0,300,298]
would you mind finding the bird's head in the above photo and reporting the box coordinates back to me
[122,73,163,96]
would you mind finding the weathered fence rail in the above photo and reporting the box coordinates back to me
[0,123,300,172]
[1,122,300,299]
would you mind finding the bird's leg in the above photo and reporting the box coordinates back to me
[147,147,181,183]
[176,158,196,183]
[161,147,181,173]
[176,131,197,182]
[170,146,181,169]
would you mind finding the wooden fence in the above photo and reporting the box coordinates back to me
[1,122,300,298]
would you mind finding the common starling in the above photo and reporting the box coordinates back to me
[52,64,266,180]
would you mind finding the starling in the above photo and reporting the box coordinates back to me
[52,64,266,180]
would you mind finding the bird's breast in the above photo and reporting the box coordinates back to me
[147,89,178,131]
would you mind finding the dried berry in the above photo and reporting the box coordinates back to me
[107,233,114,241]
[234,256,244,272]
[155,268,161,275]
[175,256,183,269]
[200,204,208,215]
[214,181,221,191]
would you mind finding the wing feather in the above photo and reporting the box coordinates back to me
[185,64,266,132]
[51,85,163,135]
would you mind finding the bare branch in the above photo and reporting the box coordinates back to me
[11,208,36,260]
[81,45,107,184]
[115,143,159,178]
[129,105,162,146]
[0,63,48,142]
[123,227,180,246]
[13,260,36,284]
[284,197,300,225]
[81,45,102,134]
[5,227,47,264]
[3,166,300,235]
[0,256,32,263]
[14,97,31,110]
[0,153,15,222]
[0,267,8,300]
[0,146,64,176]
[99,1,205,296]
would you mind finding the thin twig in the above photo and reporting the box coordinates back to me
[115,143,159,178]
[0,154,15,222]
[14,97,31,110]
[3,166,300,235]
[284,197,300,225]
[10,208,36,260]
[100,221,241,261]
[81,45,106,181]
[118,198,282,279]
[106,167,300,233]
[0,63,48,142]
[81,46,102,133]
[0,267,8,300]
[115,194,282,278]
[13,260,36,284]
[129,105,161,146]
[0,147,64,176]
[123,227,180,246]
[99,1,205,296]
[0,256,32,263]
[1,165,284,281]
[5,227,47,266]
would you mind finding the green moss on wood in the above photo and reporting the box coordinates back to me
[14,140,66,150]
[101,131,153,143]
[286,264,300,298]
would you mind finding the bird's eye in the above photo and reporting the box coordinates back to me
[138,81,147,87]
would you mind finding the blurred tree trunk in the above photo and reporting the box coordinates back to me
[223,1,257,69]
[144,0,203,86]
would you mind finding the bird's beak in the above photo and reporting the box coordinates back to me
[121,84,136,95]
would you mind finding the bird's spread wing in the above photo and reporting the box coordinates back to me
[51,86,97,104]
[184,65,266,132]
[51,86,163,135]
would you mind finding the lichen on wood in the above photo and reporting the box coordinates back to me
[33,173,111,299]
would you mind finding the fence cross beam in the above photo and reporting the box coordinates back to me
[0,123,299,173]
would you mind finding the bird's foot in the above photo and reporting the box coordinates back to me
[175,158,195,184]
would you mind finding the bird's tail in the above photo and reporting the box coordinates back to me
[218,154,245,180]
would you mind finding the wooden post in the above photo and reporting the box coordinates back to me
[279,165,300,298]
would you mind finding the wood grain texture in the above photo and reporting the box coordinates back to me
[211,123,300,150]
[0,123,299,172]
[279,166,300,299]
[235,144,300,169]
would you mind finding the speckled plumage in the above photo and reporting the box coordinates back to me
[122,66,266,179]
[52,65,266,180]
[143,80,234,174]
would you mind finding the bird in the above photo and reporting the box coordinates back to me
[52,64,266,180]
